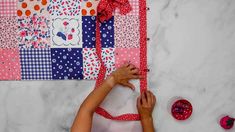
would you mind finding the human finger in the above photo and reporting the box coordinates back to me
[130,75,143,79]
[149,91,154,105]
[131,68,139,74]
[141,92,147,105]
[152,93,156,106]
[122,62,130,67]
[146,91,152,106]
[127,64,135,70]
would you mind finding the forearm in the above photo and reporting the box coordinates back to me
[79,76,116,113]
[141,117,155,132]
[71,64,141,132]
[71,76,116,132]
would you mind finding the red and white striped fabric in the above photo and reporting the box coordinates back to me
[0,0,17,17]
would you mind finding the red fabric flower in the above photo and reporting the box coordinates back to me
[97,0,132,22]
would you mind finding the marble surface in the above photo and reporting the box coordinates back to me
[1,0,235,131]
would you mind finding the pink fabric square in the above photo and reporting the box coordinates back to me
[115,48,140,68]
[114,0,139,16]
[0,17,18,48]
[0,0,17,17]
[114,16,140,48]
[0,48,21,80]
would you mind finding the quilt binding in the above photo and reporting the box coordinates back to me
[94,0,147,121]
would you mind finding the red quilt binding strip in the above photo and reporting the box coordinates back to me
[94,0,147,121]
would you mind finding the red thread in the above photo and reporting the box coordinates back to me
[95,0,147,121]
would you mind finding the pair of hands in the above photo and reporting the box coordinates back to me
[110,63,156,119]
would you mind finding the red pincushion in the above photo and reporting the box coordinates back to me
[220,116,234,129]
[171,99,193,120]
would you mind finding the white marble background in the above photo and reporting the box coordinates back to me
[1,0,235,131]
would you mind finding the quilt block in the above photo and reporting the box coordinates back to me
[0,0,17,17]
[0,48,21,80]
[20,48,52,80]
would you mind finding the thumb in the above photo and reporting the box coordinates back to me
[124,82,135,90]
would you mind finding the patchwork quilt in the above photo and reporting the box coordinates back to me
[0,0,147,121]
[0,0,147,82]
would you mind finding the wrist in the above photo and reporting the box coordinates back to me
[141,115,153,122]
[141,116,154,132]
[106,75,117,88]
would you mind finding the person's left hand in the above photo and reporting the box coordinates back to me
[110,63,142,90]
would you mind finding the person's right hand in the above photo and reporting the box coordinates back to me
[137,90,156,119]
[110,63,142,90]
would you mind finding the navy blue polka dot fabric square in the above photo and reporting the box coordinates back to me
[82,16,96,48]
[82,16,114,48]
[51,48,83,80]
[100,16,114,48]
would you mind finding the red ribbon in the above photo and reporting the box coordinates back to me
[97,0,132,22]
